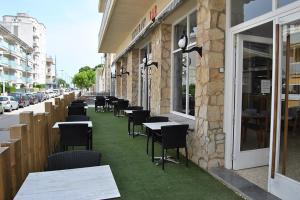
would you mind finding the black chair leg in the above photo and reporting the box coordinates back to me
[176,148,179,160]
[152,136,155,162]
[185,146,188,167]
[162,147,165,170]
[133,124,135,138]
[146,130,149,155]
[128,118,130,135]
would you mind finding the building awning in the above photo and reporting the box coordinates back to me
[111,0,184,65]
[98,0,156,53]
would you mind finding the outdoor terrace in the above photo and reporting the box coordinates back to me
[88,109,242,200]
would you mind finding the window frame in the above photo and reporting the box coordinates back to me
[171,9,197,120]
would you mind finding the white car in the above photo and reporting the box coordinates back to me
[0,96,19,112]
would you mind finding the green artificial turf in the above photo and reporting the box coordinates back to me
[88,109,242,200]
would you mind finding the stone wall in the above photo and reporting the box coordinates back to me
[116,62,122,98]
[121,57,128,99]
[126,49,139,105]
[149,24,172,115]
[188,0,225,169]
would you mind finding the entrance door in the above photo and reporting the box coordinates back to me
[269,14,300,199]
[233,34,273,170]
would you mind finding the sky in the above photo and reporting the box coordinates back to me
[0,0,103,82]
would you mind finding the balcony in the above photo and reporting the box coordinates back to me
[0,41,9,50]
[3,74,17,82]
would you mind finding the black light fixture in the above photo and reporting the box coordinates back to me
[143,53,158,68]
[178,34,202,57]
[111,72,116,79]
[120,66,129,75]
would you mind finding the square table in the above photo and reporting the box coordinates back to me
[52,121,93,129]
[143,121,179,130]
[14,165,120,200]
[124,110,133,114]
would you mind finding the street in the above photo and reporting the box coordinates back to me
[0,98,56,142]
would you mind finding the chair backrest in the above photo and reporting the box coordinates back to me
[72,100,85,104]
[59,124,89,146]
[47,150,101,171]
[66,115,90,122]
[149,116,169,123]
[132,110,150,124]
[127,106,143,110]
[95,97,106,106]
[68,106,86,116]
[71,102,86,107]
[161,124,189,149]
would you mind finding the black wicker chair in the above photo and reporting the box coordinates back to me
[115,100,129,117]
[146,116,169,155]
[66,115,90,121]
[68,106,86,116]
[157,124,189,170]
[58,123,90,150]
[126,106,143,135]
[131,110,150,137]
[46,150,101,171]
[95,96,106,112]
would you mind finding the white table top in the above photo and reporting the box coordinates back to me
[124,110,133,114]
[143,122,180,130]
[14,165,120,200]
[52,121,93,128]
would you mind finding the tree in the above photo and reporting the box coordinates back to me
[79,66,92,73]
[72,69,95,90]
[34,83,45,90]
[0,83,16,93]
[57,78,67,88]
[94,64,104,70]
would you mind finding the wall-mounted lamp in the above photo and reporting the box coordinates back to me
[111,72,116,79]
[120,66,129,75]
[143,53,158,68]
[178,34,202,57]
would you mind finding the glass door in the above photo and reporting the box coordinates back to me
[270,14,300,199]
[233,31,273,170]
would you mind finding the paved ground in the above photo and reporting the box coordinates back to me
[0,98,56,142]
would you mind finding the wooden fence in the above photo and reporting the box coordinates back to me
[0,92,75,200]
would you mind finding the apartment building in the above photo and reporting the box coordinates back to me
[46,56,56,89]
[1,13,47,85]
[0,24,33,89]
[98,0,300,199]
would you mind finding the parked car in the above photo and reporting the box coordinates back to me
[26,93,38,105]
[22,94,30,107]
[36,92,45,102]
[0,102,4,114]
[9,92,26,108]
[0,96,19,112]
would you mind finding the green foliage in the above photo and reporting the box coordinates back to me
[57,78,68,88]
[94,64,104,70]
[72,69,95,89]
[79,66,93,73]
[0,83,16,93]
[33,83,45,90]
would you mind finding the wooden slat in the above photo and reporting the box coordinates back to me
[0,147,12,200]
[10,124,29,182]
[1,139,22,196]
[19,112,34,172]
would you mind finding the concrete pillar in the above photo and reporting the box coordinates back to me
[127,49,139,105]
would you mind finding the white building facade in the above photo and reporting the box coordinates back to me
[46,56,56,89]
[0,24,33,89]
[1,13,47,85]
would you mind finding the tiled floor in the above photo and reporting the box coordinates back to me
[236,166,269,191]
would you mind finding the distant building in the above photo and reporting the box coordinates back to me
[46,56,56,89]
[1,13,47,85]
[0,24,33,89]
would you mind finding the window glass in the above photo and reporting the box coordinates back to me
[174,18,187,50]
[173,51,185,114]
[278,0,297,7]
[188,51,196,116]
[231,0,272,27]
[189,11,197,44]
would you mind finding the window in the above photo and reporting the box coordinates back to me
[172,11,197,117]
[231,0,272,27]
[278,0,297,7]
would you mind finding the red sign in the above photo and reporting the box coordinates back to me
[149,5,157,22]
